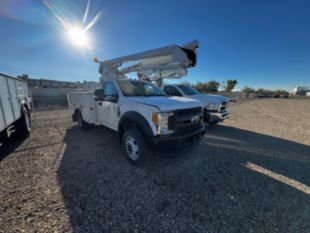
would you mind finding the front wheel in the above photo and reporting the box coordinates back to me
[16,107,31,138]
[122,128,153,166]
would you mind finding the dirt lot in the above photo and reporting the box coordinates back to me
[1,99,310,233]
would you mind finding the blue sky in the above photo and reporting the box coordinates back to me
[0,0,309,91]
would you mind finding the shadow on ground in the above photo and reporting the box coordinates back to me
[57,125,310,233]
[0,137,27,162]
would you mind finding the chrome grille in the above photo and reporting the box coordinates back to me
[219,101,227,112]
[169,107,202,134]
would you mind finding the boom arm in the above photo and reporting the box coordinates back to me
[97,40,199,83]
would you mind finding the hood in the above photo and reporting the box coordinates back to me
[127,96,202,111]
[188,94,229,105]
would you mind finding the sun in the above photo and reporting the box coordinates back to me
[44,0,101,51]
[65,26,91,50]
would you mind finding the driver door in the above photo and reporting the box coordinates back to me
[95,81,119,130]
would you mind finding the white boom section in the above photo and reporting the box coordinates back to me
[97,40,199,83]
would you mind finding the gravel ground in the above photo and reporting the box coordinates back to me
[0,99,309,233]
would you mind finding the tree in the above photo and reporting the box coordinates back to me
[194,80,219,93]
[194,82,208,92]
[242,86,255,93]
[180,81,193,87]
[256,88,272,96]
[225,79,238,92]
[206,80,220,92]
[273,89,288,95]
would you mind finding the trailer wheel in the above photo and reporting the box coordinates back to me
[0,132,6,144]
[77,110,90,130]
[122,128,152,166]
[16,107,31,138]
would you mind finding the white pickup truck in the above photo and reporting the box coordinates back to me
[0,73,32,143]
[68,79,205,165]
[162,84,230,123]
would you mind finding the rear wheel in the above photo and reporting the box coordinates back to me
[77,111,90,130]
[16,107,31,138]
[122,128,153,166]
[0,132,6,145]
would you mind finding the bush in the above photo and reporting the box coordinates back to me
[242,86,255,93]
[194,80,219,93]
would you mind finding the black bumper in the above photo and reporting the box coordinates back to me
[147,125,206,150]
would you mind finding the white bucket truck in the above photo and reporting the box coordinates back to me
[68,41,205,165]
[0,73,32,143]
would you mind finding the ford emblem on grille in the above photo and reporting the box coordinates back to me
[191,115,200,122]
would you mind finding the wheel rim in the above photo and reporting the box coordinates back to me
[25,113,31,131]
[125,135,139,161]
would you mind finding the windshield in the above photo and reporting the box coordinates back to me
[178,85,200,95]
[117,80,166,97]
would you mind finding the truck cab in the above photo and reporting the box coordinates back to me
[69,79,205,165]
[162,84,230,123]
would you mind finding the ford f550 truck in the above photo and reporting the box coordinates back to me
[68,41,206,165]
[69,80,205,165]
[162,84,230,123]
[0,73,32,143]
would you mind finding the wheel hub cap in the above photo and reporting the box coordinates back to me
[125,136,139,160]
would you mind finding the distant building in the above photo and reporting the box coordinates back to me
[82,81,99,91]
[292,86,310,96]
[15,74,99,107]
[27,78,83,89]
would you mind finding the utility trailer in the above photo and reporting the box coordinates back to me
[0,73,32,143]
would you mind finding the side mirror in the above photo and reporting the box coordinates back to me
[94,89,105,101]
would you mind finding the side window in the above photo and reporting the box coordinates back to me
[104,82,118,97]
[164,86,182,97]
[103,82,119,103]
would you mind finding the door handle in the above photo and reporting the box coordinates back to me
[98,102,102,106]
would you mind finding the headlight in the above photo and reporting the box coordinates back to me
[206,103,219,111]
[152,112,174,135]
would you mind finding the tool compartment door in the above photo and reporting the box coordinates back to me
[0,76,15,130]
[7,78,21,121]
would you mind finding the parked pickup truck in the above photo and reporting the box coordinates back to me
[162,84,230,123]
[68,79,205,165]
[0,73,32,143]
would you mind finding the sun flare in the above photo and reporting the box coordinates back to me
[44,0,101,50]
[65,26,91,49]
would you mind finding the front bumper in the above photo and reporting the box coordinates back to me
[205,109,230,123]
[147,125,206,150]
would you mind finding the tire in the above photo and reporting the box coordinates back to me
[205,118,220,124]
[77,110,90,130]
[122,128,153,166]
[0,133,5,145]
[16,107,31,138]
